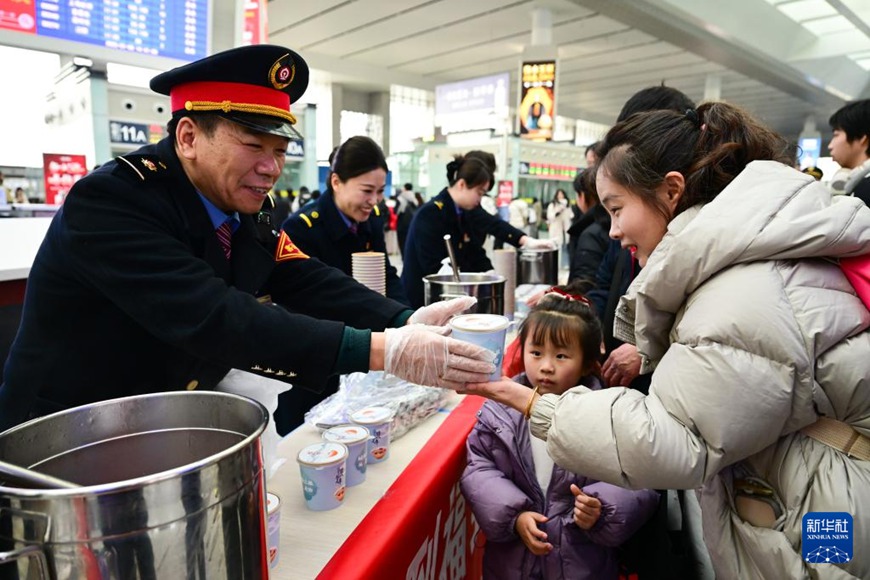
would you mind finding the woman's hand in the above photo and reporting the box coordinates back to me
[515,511,553,555]
[570,484,602,530]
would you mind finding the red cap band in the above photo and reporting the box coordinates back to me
[170,81,291,113]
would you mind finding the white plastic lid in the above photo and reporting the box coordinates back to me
[450,313,510,333]
[266,492,280,513]
[323,424,370,444]
[349,406,393,425]
[296,442,347,467]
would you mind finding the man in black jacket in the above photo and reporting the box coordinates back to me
[0,45,493,431]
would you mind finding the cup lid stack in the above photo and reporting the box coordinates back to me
[351,251,386,295]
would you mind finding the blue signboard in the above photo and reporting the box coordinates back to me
[24,1,209,62]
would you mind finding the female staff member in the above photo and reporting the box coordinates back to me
[283,136,407,305]
[466,103,870,578]
[400,151,554,308]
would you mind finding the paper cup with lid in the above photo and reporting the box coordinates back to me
[265,492,281,568]
[296,442,347,511]
[349,406,393,464]
[323,424,370,486]
[449,313,510,380]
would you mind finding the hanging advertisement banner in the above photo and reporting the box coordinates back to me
[518,61,557,141]
[242,0,267,45]
[497,180,514,207]
[43,153,87,205]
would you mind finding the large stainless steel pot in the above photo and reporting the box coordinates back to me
[423,273,506,314]
[0,391,269,579]
[517,247,559,285]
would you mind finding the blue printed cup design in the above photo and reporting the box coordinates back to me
[323,425,370,487]
[266,492,281,568]
[296,442,348,511]
[449,314,510,381]
[350,407,393,464]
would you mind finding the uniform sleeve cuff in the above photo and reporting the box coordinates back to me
[529,393,558,441]
[390,309,414,327]
[335,327,372,375]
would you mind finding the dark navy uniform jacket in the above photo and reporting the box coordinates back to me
[283,191,408,305]
[400,188,526,308]
[0,138,410,431]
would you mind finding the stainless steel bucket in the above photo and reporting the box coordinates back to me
[423,273,506,314]
[517,247,559,285]
[0,391,269,579]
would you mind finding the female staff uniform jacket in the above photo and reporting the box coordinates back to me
[400,188,526,308]
[527,161,870,579]
[0,138,410,431]
[461,374,659,579]
[282,191,408,305]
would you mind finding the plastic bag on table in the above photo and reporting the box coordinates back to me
[303,371,450,441]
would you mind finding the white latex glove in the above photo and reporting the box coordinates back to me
[521,237,558,251]
[436,257,455,276]
[384,325,496,390]
[408,296,477,326]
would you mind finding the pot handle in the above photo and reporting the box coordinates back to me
[0,544,50,578]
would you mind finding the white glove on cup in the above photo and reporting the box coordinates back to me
[384,325,496,390]
[521,237,557,251]
[407,296,477,326]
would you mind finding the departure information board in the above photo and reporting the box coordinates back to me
[0,0,209,61]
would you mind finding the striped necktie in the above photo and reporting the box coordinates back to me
[216,221,233,260]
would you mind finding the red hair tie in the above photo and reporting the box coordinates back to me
[545,287,591,306]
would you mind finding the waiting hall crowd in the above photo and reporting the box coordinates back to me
[1,43,868,580]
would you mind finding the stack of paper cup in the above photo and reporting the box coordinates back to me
[493,248,517,319]
[351,251,386,295]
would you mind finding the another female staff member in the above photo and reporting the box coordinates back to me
[401,151,554,308]
[465,103,870,578]
[283,136,407,305]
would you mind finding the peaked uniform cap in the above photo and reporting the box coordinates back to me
[150,44,309,138]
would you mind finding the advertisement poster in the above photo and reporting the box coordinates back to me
[43,153,87,205]
[519,61,557,141]
[497,180,514,207]
[0,0,36,34]
[242,0,267,45]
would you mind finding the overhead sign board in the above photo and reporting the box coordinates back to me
[518,60,557,141]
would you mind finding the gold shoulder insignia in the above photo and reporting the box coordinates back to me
[434,201,444,210]
[300,214,313,228]
[373,205,381,217]
[115,155,168,182]
[311,211,319,219]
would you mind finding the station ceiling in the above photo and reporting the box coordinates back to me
[268,0,870,139]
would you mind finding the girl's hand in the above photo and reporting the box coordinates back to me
[515,511,553,555]
[461,378,534,414]
[570,484,602,530]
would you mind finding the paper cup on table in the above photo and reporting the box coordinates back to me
[352,251,386,295]
[349,406,393,464]
[266,492,281,568]
[296,442,348,511]
[449,314,510,381]
[323,424,370,487]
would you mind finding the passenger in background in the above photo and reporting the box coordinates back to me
[395,182,418,257]
[546,188,572,267]
[13,187,29,204]
[400,151,554,308]
[827,99,870,206]
[567,169,610,284]
[461,286,659,580]
[585,141,600,167]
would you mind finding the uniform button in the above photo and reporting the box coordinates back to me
[186,380,199,391]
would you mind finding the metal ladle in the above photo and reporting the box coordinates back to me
[0,458,78,489]
[443,234,461,283]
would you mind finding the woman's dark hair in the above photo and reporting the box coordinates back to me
[828,99,870,155]
[572,169,599,208]
[596,102,792,219]
[446,150,496,191]
[327,136,388,193]
[617,85,696,123]
[518,283,603,375]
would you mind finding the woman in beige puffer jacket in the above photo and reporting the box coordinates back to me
[467,102,870,579]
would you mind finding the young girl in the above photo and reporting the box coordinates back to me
[460,287,659,579]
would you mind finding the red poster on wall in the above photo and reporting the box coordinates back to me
[43,153,87,205]
[497,180,514,207]
[0,0,37,34]
[242,0,267,45]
